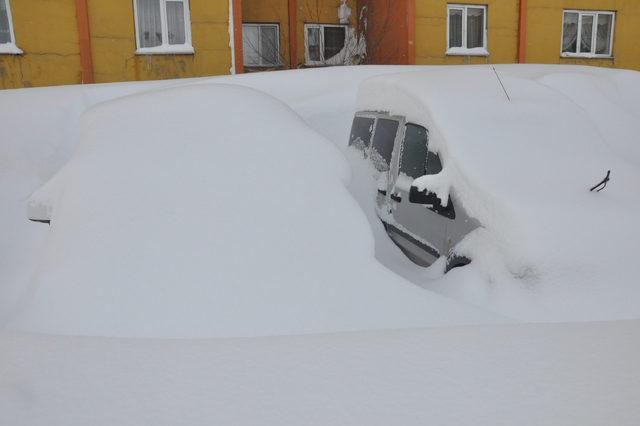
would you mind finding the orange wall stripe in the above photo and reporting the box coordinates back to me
[518,0,527,63]
[75,0,94,83]
[233,0,244,73]
[288,0,298,69]
[406,0,416,65]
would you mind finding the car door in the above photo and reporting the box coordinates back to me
[388,123,449,264]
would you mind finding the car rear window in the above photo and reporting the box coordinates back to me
[349,116,375,150]
[370,118,399,171]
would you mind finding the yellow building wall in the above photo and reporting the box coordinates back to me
[526,0,640,70]
[1,0,232,89]
[88,0,232,83]
[242,0,357,69]
[415,0,519,65]
[0,0,81,89]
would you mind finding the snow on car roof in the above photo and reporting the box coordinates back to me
[356,65,640,321]
[12,83,507,338]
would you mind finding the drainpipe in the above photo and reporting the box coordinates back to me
[75,0,94,83]
[288,0,298,68]
[518,0,527,63]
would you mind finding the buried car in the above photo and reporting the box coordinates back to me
[346,66,640,322]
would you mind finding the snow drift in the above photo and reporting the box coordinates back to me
[355,65,640,321]
[10,83,504,337]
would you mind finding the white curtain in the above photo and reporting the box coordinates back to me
[242,25,261,66]
[137,0,162,48]
[307,27,321,61]
[448,9,462,48]
[580,15,594,53]
[0,0,11,44]
[596,14,613,55]
[562,12,578,53]
[466,8,484,48]
[166,1,185,45]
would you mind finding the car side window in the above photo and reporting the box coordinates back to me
[425,151,443,175]
[370,118,399,172]
[400,124,428,179]
[349,116,375,150]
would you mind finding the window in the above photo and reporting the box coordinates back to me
[349,116,375,150]
[562,10,614,58]
[0,0,20,54]
[243,24,280,67]
[400,124,429,179]
[370,118,399,172]
[134,0,193,54]
[304,24,347,65]
[447,4,487,55]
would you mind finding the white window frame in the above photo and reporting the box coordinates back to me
[561,10,615,59]
[0,0,22,55]
[242,23,281,67]
[133,0,194,55]
[446,4,488,56]
[304,23,348,66]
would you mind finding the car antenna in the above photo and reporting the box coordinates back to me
[590,170,611,192]
[492,66,511,102]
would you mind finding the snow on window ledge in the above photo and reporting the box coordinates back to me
[560,52,613,60]
[135,45,195,55]
[446,47,488,57]
[0,43,23,55]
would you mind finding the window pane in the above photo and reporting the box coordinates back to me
[166,1,186,45]
[0,0,12,44]
[137,0,162,48]
[370,119,399,172]
[562,12,578,53]
[400,124,429,179]
[580,14,594,53]
[349,117,375,150]
[260,26,278,65]
[243,25,261,65]
[307,27,321,61]
[323,26,346,60]
[596,14,613,55]
[425,151,443,175]
[466,8,484,49]
[449,9,463,48]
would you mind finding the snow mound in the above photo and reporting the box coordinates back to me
[11,83,505,338]
[356,66,640,321]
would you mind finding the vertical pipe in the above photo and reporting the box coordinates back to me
[406,0,416,65]
[518,0,527,63]
[288,0,298,68]
[232,0,244,73]
[75,0,94,83]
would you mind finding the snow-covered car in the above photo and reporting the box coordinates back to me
[349,110,478,271]
[347,67,640,323]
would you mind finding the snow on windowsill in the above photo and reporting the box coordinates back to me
[0,43,23,55]
[560,53,613,60]
[446,47,489,57]
[135,45,195,55]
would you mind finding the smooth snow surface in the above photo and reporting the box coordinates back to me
[3,320,640,426]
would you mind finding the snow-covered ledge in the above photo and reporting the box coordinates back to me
[0,43,23,55]
[135,44,195,55]
[446,47,489,57]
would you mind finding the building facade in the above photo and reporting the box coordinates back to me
[1,0,639,90]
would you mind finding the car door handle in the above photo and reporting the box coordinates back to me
[377,189,387,196]
[391,193,402,203]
